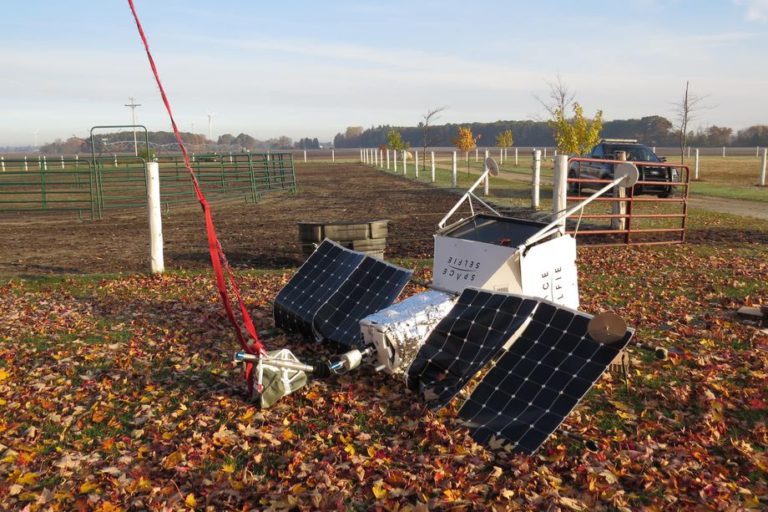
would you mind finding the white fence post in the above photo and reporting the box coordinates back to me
[722,146,725,158]
[1,157,4,172]
[694,149,700,180]
[451,151,457,187]
[415,151,419,178]
[332,149,335,163]
[61,155,65,169]
[43,156,48,171]
[393,150,398,173]
[114,154,118,167]
[652,146,656,154]
[146,161,164,274]
[761,148,767,187]
[552,155,568,231]
[484,149,490,196]
[515,147,518,166]
[360,148,363,162]
[379,149,383,168]
[402,150,407,175]
[24,156,28,171]
[499,147,503,165]
[532,150,542,209]
[386,149,390,170]
[431,151,435,182]
[303,150,307,163]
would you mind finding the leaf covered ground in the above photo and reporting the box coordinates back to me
[1,169,767,510]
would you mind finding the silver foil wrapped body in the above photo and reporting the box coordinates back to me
[360,290,456,377]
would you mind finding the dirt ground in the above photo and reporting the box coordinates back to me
[0,164,488,278]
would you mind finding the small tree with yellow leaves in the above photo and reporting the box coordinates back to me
[453,126,478,176]
[549,103,603,155]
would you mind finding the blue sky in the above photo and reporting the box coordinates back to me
[1,0,767,146]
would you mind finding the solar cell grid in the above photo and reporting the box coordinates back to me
[273,239,411,347]
[406,289,538,409]
[459,302,633,454]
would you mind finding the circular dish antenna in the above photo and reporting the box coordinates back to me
[484,157,499,176]
[587,312,627,344]
[614,162,639,188]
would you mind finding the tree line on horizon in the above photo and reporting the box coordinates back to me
[334,118,768,150]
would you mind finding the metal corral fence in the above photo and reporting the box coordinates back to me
[0,152,296,219]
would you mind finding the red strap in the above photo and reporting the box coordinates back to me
[127,0,265,367]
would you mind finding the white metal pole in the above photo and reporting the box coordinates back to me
[61,155,64,169]
[761,148,767,187]
[1,157,4,172]
[386,149,390,170]
[43,156,47,171]
[360,148,363,162]
[515,147,518,166]
[303,150,307,163]
[332,149,335,163]
[431,151,435,182]
[484,149,490,196]
[145,161,164,274]
[393,150,398,173]
[694,149,700,180]
[532,150,542,209]
[552,155,568,231]
[402,150,407,175]
[24,156,28,171]
[499,147,503,165]
[451,151,457,187]
[379,150,383,168]
[415,151,419,178]
[114,154,117,167]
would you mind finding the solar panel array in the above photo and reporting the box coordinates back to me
[274,240,412,347]
[407,288,634,454]
[406,289,538,409]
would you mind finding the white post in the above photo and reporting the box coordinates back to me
[332,149,335,163]
[1,157,4,172]
[229,152,233,163]
[24,156,28,171]
[484,149,490,196]
[61,155,65,169]
[114,154,118,167]
[192,153,196,162]
[694,149,700,180]
[386,149,390,170]
[722,146,725,158]
[451,151,457,187]
[145,161,164,274]
[415,151,419,178]
[611,152,628,231]
[552,155,568,231]
[532,150,542,209]
[360,148,363,162]
[303,150,307,163]
[515,147,518,166]
[402,150,407,175]
[43,156,48,171]
[431,151,435,182]
[499,147,503,165]
[761,148,767,187]
[393,150,398,172]
[379,150,383,168]
[652,146,656,154]
[38,156,42,170]
[475,148,478,162]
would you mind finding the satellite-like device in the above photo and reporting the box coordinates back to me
[235,158,651,453]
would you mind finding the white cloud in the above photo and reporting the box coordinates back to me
[734,0,768,22]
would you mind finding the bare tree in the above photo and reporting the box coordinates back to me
[674,81,706,164]
[536,75,575,119]
[421,106,447,170]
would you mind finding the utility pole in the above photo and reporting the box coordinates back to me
[125,97,141,156]
[207,113,215,143]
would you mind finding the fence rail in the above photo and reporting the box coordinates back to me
[0,152,296,219]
